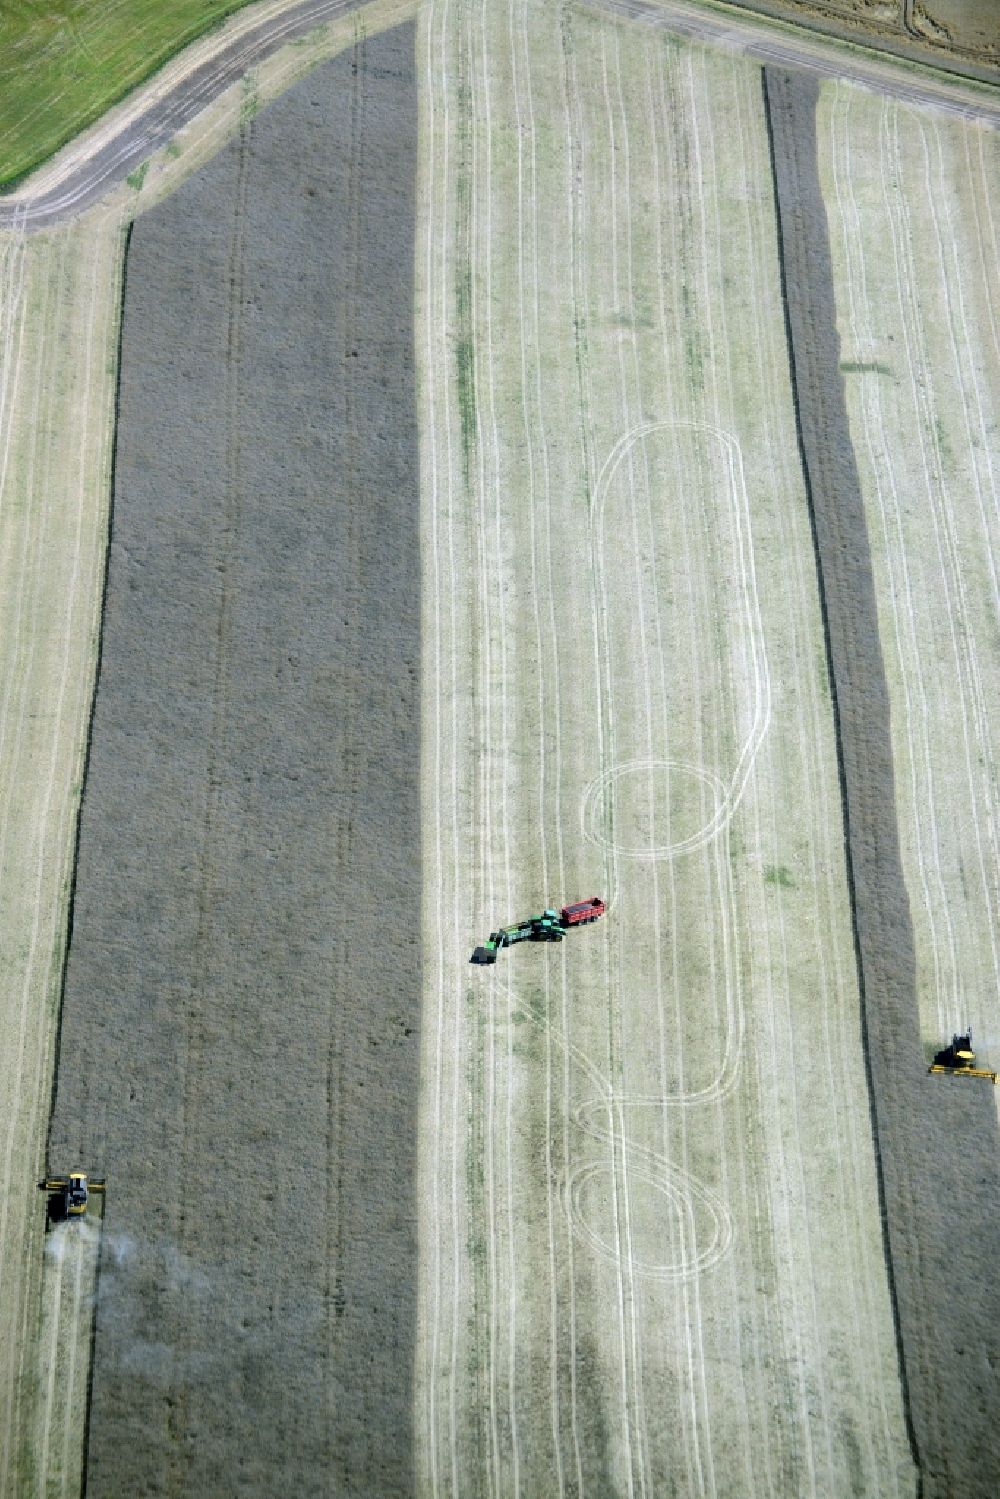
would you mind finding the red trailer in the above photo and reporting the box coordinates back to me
[559,897,605,926]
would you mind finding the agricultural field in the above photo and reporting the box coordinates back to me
[767,65,1000,1495]
[44,22,420,1497]
[0,202,125,1497]
[31,1221,100,1498]
[719,0,999,81]
[0,0,261,187]
[818,79,1000,1492]
[0,3,415,1491]
[415,2,913,1494]
[0,0,996,1495]
[821,79,1000,1118]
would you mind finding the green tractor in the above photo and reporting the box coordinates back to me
[471,910,565,965]
[471,898,605,965]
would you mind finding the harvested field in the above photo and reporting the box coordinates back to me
[2,0,995,1495]
[814,74,1000,1496]
[820,75,1000,1114]
[46,21,419,1496]
[33,1218,101,1498]
[715,0,1000,82]
[416,1,913,1493]
[0,204,125,1496]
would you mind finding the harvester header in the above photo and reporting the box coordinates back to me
[471,897,605,965]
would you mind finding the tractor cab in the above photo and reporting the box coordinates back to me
[933,1033,977,1070]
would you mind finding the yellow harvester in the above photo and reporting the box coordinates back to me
[37,1172,106,1221]
[928,1032,997,1084]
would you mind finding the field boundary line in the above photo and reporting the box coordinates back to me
[761,65,923,1482]
[42,221,132,1177]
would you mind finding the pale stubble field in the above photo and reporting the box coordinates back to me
[0,206,124,1496]
[821,84,1000,1098]
[415,2,915,1493]
[0,0,996,1495]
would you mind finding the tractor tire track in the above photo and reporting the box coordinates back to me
[1,215,123,1491]
[417,3,474,1492]
[505,3,571,1487]
[763,64,1000,1499]
[164,114,252,1487]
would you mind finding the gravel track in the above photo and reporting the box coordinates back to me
[45,23,420,1495]
[764,64,1000,1499]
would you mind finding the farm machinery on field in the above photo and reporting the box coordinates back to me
[37,1171,106,1223]
[471,897,605,965]
[928,1032,997,1084]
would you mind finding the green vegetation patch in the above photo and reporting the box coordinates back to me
[840,360,892,375]
[0,2,259,188]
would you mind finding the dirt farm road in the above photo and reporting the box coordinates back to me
[0,0,371,231]
[0,0,997,232]
[594,0,1000,117]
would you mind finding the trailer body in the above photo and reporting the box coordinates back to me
[560,897,605,925]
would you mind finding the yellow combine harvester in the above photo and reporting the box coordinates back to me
[37,1171,106,1222]
[928,1032,997,1084]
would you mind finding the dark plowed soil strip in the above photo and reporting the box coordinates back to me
[763,67,1000,1499]
[46,23,418,1496]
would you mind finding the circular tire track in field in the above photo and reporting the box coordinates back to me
[558,420,769,1283]
[582,760,726,862]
